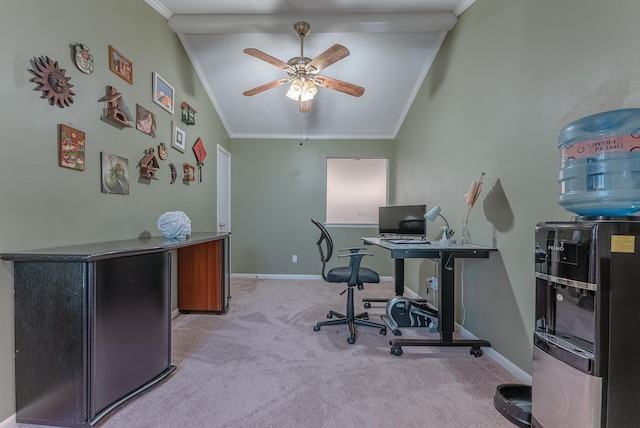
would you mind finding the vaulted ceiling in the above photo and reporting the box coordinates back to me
[145,0,475,139]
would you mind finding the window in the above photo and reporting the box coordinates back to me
[326,158,388,225]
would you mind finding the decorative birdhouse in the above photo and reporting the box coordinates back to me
[98,85,133,128]
[180,102,196,126]
[138,147,160,180]
[183,163,196,182]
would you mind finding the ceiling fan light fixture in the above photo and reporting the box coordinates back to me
[302,79,318,100]
[242,21,364,112]
[286,77,303,100]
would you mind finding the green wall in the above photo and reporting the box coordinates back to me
[230,138,396,276]
[395,0,640,371]
[3,0,640,422]
[0,0,228,419]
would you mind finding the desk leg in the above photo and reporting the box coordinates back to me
[388,252,490,357]
[395,258,405,295]
[439,252,454,343]
[363,258,406,309]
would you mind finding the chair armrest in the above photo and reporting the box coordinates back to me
[337,251,373,258]
[338,251,373,282]
[338,247,367,253]
[337,251,374,285]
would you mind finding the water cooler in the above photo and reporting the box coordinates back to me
[532,217,640,427]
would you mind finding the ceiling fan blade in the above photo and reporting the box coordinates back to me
[243,78,291,96]
[313,75,365,97]
[243,48,293,72]
[306,44,350,73]
[299,99,312,113]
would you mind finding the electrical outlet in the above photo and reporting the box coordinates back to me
[292,255,297,263]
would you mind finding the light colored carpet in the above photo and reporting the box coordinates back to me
[99,277,519,428]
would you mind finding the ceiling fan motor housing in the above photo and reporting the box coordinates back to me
[293,21,311,38]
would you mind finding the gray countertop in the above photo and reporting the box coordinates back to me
[1,231,229,262]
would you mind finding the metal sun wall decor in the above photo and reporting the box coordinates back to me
[29,56,75,108]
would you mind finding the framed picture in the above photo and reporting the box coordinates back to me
[101,152,130,195]
[136,104,157,137]
[108,45,133,84]
[153,72,175,114]
[59,124,85,171]
[172,121,186,153]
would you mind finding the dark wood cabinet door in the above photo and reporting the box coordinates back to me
[178,240,224,311]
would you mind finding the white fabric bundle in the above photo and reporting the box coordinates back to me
[157,211,191,239]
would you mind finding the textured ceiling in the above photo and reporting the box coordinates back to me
[145,0,474,139]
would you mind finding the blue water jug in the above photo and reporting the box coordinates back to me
[558,108,640,216]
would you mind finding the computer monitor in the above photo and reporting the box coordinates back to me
[378,204,426,237]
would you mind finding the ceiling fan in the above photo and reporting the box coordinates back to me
[242,21,365,113]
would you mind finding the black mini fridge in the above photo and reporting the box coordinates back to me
[533,217,640,427]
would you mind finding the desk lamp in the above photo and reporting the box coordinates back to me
[424,206,453,241]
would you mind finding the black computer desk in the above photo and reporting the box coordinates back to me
[362,237,496,357]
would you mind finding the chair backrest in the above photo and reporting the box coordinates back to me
[311,219,333,282]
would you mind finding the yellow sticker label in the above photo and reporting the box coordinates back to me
[611,235,635,253]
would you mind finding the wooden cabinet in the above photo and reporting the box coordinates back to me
[178,234,229,313]
[2,232,229,428]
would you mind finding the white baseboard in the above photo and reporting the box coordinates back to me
[457,324,532,384]
[391,285,530,383]
[232,273,321,280]
[231,273,395,282]
[0,414,17,428]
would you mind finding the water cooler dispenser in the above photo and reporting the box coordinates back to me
[532,217,640,427]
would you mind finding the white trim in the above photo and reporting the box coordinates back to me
[144,0,173,19]
[231,273,395,282]
[0,414,17,428]
[228,131,397,140]
[393,30,449,138]
[458,324,532,384]
[168,12,457,34]
[454,0,477,16]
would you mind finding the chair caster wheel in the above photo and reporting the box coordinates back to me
[326,313,333,319]
[313,325,321,331]
[347,336,355,345]
[390,344,403,356]
[470,346,483,357]
[364,302,371,309]
[379,328,386,335]
[362,315,369,320]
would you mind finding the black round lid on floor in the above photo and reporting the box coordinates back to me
[494,383,531,428]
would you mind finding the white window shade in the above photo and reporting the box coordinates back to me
[326,158,388,225]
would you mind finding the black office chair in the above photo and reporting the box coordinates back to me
[311,219,387,344]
